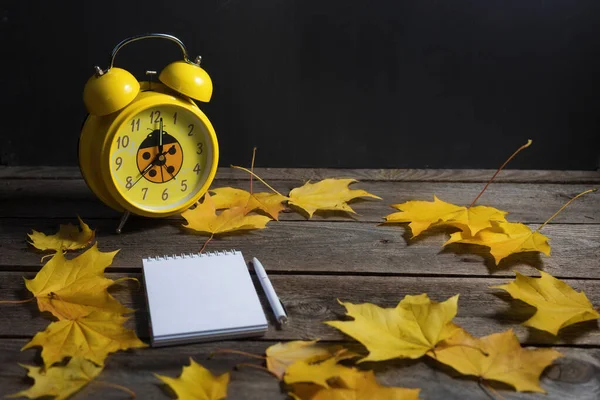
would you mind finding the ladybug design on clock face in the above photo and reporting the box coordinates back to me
[136,127,183,183]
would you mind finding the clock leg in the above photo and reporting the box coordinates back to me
[116,211,131,234]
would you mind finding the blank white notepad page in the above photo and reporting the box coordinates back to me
[142,251,267,339]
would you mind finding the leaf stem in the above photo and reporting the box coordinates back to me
[112,277,141,290]
[0,297,35,304]
[469,139,532,208]
[536,189,597,232]
[230,165,284,197]
[235,363,278,379]
[93,380,136,398]
[209,348,266,360]
[478,379,505,400]
[200,234,214,253]
[250,147,257,194]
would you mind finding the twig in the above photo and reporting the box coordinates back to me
[250,147,257,194]
[478,379,505,400]
[230,165,284,197]
[536,189,597,232]
[200,234,214,253]
[469,139,532,208]
[209,348,266,360]
[0,297,35,304]
[93,380,136,398]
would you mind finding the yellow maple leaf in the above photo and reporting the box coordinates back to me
[7,357,103,400]
[22,310,147,367]
[491,271,600,335]
[444,221,550,265]
[284,357,364,388]
[211,187,288,220]
[288,179,381,218]
[431,329,562,393]
[155,357,230,400]
[384,196,507,237]
[289,370,421,400]
[266,340,356,379]
[24,243,131,320]
[27,216,95,252]
[181,193,271,236]
[325,294,474,361]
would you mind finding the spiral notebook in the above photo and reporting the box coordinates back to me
[142,250,268,347]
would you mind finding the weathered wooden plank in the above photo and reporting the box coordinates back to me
[1,219,598,279]
[1,273,599,346]
[1,179,599,223]
[2,166,600,183]
[0,338,598,400]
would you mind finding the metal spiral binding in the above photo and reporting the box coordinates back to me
[143,249,239,263]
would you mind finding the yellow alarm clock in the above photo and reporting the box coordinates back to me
[79,33,219,232]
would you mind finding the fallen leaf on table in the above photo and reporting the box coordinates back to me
[325,294,475,361]
[444,221,550,265]
[288,179,381,218]
[491,271,600,335]
[383,196,507,237]
[24,243,131,320]
[22,310,147,367]
[7,357,103,400]
[430,329,562,393]
[289,370,421,400]
[155,357,229,400]
[266,340,357,379]
[211,187,288,220]
[284,357,364,388]
[182,193,271,236]
[27,216,95,252]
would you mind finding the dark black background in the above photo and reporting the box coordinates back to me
[1,0,599,169]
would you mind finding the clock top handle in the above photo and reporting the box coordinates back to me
[83,33,212,117]
[96,33,202,76]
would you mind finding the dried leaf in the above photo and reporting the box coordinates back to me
[444,221,550,264]
[290,370,421,400]
[384,196,507,237]
[431,329,562,393]
[288,179,381,218]
[325,294,475,361]
[266,340,356,380]
[27,216,95,252]
[7,357,103,400]
[22,310,147,367]
[182,193,271,236]
[24,243,131,320]
[211,187,288,220]
[491,271,600,335]
[155,357,230,400]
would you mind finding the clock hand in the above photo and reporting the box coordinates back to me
[128,159,157,190]
[158,118,164,154]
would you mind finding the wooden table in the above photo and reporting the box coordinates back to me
[1,167,600,399]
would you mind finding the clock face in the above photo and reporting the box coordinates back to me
[109,105,212,212]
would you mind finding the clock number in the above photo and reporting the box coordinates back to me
[130,118,140,132]
[173,112,178,125]
[125,176,133,189]
[115,157,123,171]
[150,110,161,124]
[162,188,169,201]
[181,179,188,192]
[141,187,148,200]
[196,142,203,154]
[187,124,194,136]
[117,135,130,149]
[193,163,201,175]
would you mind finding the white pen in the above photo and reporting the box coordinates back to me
[252,257,288,325]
